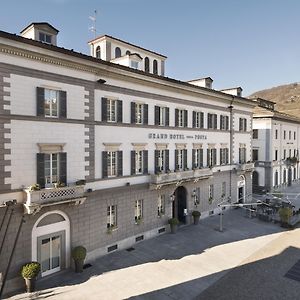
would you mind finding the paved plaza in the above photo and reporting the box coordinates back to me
[7,184,300,300]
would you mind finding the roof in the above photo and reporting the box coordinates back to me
[0,29,255,107]
[88,34,167,59]
[220,87,243,92]
[20,22,59,34]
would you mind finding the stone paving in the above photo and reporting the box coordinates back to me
[7,205,294,300]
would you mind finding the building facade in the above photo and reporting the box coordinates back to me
[0,23,255,295]
[252,98,300,193]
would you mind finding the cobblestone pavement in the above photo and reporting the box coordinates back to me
[7,194,300,300]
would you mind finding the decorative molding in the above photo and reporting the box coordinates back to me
[37,143,65,153]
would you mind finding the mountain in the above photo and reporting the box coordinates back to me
[249,82,300,117]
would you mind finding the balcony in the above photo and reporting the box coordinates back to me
[24,185,86,214]
[150,168,213,187]
[237,162,255,172]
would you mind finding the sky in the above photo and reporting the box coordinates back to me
[1,0,300,96]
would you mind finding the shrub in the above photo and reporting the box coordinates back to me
[72,246,87,261]
[168,218,179,226]
[76,179,86,186]
[28,184,40,191]
[279,207,293,224]
[21,262,40,279]
[192,210,201,217]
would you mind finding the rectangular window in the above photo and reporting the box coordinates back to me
[220,115,229,130]
[156,149,169,173]
[208,113,217,129]
[253,129,258,139]
[135,103,144,124]
[44,89,59,118]
[157,195,165,217]
[135,150,144,174]
[177,149,185,170]
[194,111,204,128]
[135,200,143,223]
[44,153,59,185]
[107,99,117,122]
[207,148,217,167]
[178,109,186,127]
[275,129,278,139]
[107,205,117,229]
[221,182,226,197]
[193,148,203,168]
[239,118,247,131]
[253,149,259,161]
[239,147,247,163]
[39,32,52,43]
[154,106,169,126]
[220,148,229,165]
[107,151,117,177]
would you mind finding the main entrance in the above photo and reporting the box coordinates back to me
[172,186,187,224]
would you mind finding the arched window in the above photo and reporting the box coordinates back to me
[153,59,158,75]
[126,50,131,55]
[115,47,121,58]
[144,57,150,73]
[96,46,101,59]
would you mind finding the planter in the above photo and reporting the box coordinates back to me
[193,215,200,225]
[170,224,177,234]
[24,277,36,293]
[74,259,84,273]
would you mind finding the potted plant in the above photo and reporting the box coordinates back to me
[53,181,65,189]
[168,218,179,234]
[27,184,40,191]
[279,207,293,228]
[192,210,201,225]
[72,246,87,273]
[21,261,40,293]
[75,179,86,186]
[135,216,143,225]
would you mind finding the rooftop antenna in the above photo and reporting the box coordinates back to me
[89,10,97,39]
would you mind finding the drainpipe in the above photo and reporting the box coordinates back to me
[228,96,234,202]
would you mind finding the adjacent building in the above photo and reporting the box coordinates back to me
[252,97,300,192]
[0,22,255,295]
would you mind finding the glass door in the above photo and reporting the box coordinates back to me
[40,234,61,276]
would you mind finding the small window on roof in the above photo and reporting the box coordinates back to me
[145,57,150,73]
[96,46,101,59]
[153,59,158,75]
[126,50,131,55]
[39,32,52,44]
[115,47,121,58]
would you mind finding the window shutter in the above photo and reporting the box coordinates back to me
[200,112,204,128]
[239,148,241,163]
[154,150,159,174]
[117,151,123,176]
[131,151,136,175]
[59,91,67,118]
[207,114,211,129]
[192,149,196,167]
[213,149,217,166]
[192,111,196,128]
[220,115,223,130]
[175,149,179,170]
[59,152,67,185]
[214,114,217,129]
[36,153,45,188]
[226,148,229,164]
[36,87,45,116]
[207,149,211,167]
[200,149,203,167]
[184,149,187,169]
[244,119,247,131]
[239,118,242,131]
[154,106,159,125]
[165,150,169,171]
[102,151,108,178]
[131,102,136,124]
[184,110,188,127]
[165,107,170,126]
[143,150,148,174]
[175,109,179,127]
[143,104,148,125]
[226,116,229,130]
[117,100,123,123]
[101,98,108,122]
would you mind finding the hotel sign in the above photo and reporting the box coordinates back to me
[148,133,207,140]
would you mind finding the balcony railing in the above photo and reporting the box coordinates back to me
[150,168,213,186]
[24,185,86,214]
[238,162,255,172]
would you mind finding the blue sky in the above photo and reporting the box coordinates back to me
[1,0,300,96]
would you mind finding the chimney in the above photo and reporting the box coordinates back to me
[20,22,59,46]
[187,77,213,89]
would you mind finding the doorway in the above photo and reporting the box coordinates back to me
[238,187,244,203]
[172,186,187,224]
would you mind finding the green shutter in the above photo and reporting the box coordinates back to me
[117,100,123,123]
[165,107,170,126]
[59,152,67,185]
[131,102,136,124]
[131,151,136,175]
[36,87,45,116]
[143,104,148,125]
[36,153,45,188]
[117,151,123,176]
[101,98,108,122]
[59,91,67,118]
[143,150,148,174]
[102,151,108,178]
